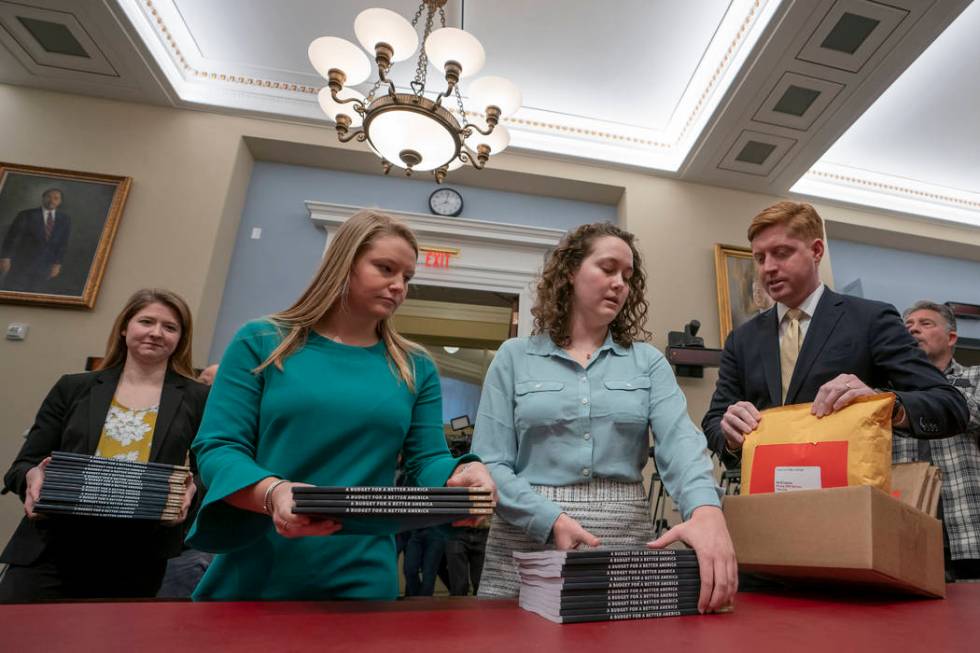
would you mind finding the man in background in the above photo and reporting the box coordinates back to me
[900,301,980,581]
[0,188,71,293]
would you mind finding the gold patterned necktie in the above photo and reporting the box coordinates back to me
[780,308,803,404]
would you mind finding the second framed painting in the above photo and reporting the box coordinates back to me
[714,244,774,344]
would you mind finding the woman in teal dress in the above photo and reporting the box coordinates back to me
[187,210,495,600]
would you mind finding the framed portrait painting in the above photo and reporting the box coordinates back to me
[714,243,774,344]
[0,162,131,308]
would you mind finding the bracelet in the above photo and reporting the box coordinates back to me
[263,478,289,515]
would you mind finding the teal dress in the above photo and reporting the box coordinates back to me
[187,320,476,600]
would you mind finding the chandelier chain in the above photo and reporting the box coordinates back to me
[409,2,425,27]
[454,85,468,127]
[411,3,437,97]
[365,77,384,104]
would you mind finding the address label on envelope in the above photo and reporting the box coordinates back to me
[774,466,822,492]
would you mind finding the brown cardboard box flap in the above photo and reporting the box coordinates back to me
[891,462,931,511]
[723,485,944,598]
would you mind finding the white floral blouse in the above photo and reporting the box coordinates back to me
[94,398,158,462]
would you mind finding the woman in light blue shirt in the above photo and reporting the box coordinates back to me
[472,222,737,613]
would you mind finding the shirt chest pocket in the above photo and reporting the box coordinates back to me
[601,377,651,424]
[514,381,567,430]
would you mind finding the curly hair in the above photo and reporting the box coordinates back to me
[532,222,651,348]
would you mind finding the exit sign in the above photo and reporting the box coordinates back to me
[420,246,459,268]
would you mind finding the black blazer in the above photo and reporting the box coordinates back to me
[702,288,969,466]
[1,367,209,566]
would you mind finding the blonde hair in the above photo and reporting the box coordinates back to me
[98,288,196,378]
[255,209,424,391]
[747,201,824,243]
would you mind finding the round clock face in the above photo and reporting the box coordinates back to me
[429,188,463,217]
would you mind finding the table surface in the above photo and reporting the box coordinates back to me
[4,584,977,652]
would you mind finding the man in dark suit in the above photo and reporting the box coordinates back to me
[0,188,71,292]
[702,201,968,467]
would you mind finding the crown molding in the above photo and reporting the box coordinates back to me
[119,0,780,172]
[792,163,980,229]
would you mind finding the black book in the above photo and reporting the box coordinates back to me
[293,486,491,496]
[519,598,701,624]
[41,477,180,493]
[46,464,188,485]
[43,476,186,495]
[293,506,492,516]
[524,573,702,591]
[293,499,494,510]
[40,476,183,493]
[529,596,701,618]
[519,561,700,579]
[514,548,697,564]
[305,512,484,535]
[51,451,190,473]
[529,581,703,598]
[553,590,702,609]
[38,491,183,509]
[522,560,701,578]
[35,502,179,520]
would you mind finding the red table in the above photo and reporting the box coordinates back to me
[3,585,977,652]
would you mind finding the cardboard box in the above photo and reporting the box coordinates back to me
[723,485,945,598]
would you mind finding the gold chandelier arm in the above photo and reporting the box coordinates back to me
[459,146,486,170]
[376,66,399,100]
[433,80,457,108]
[336,128,366,144]
[466,121,496,137]
[330,88,367,116]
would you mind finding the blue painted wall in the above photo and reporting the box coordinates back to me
[208,162,617,362]
[829,239,980,339]
[440,377,482,424]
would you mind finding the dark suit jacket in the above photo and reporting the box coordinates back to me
[1,367,208,566]
[0,207,71,292]
[702,287,969,467]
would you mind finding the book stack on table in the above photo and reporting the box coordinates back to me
[514,548,703,623]
[36,451,189,521]
[292,486,494,534]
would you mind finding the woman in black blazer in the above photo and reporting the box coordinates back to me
[0,288,208,602]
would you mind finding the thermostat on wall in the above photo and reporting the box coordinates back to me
[6,323,29,340]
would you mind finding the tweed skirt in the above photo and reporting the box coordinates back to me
[477,478,654,598]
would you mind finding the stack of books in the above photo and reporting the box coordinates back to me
[292,485,494,534]
[515,548,702,623]
[36,451,189,521]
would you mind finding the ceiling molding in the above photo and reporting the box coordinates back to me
[793,163,980,228]
[117,0,783,172]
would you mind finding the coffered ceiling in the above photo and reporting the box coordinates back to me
[0,0,976,227]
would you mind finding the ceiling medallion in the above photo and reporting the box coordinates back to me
[308,0,521,182]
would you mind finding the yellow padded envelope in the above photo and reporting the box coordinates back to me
[741,393,894,495]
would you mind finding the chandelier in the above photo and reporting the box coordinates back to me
[308,1,521,183]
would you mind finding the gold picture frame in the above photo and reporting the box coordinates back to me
[714,243,773,344]
[0,162,131,308]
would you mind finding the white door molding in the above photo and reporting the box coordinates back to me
[306,202,565,336]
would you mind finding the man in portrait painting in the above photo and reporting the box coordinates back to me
[0,188,72,293]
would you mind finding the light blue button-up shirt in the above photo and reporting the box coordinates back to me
[471,333,722,543]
